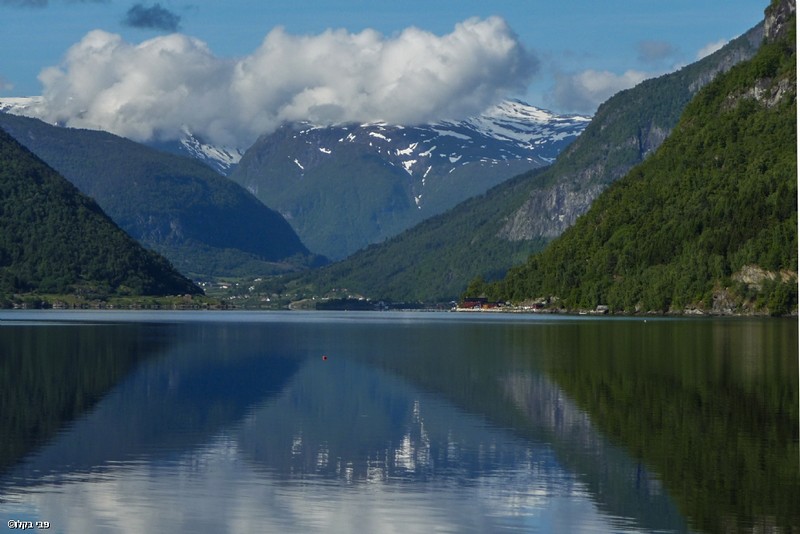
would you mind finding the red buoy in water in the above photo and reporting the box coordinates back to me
[322,355,328,361]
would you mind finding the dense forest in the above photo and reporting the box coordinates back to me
[477,12,797,315]
[0,128,201,300]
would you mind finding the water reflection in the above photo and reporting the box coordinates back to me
[2,322,301,487]
[528,318,799,533]
[0,321,168,474]
[0,312,796,533]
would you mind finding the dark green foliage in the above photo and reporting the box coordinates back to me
[258,168,550,302]
[489,21,797,315]
[0,129,200,297]
[0,113,321,278]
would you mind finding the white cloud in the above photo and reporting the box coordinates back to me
[548,69,650,115]
[30,18,536,147]
[696,39,729,60]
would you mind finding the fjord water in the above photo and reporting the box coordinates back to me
[0,311,797,533]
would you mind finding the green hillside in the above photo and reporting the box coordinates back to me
[257,168,548,302]
[485,10,797,315]
[0,128,201,299]
[229,114,569,261]
[0,113,322,279]
[246,21,763,304]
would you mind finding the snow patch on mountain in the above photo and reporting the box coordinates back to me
[177,128,243,173]
[432,128,471,140]
[369,131,391,142]
[397,142,418,156]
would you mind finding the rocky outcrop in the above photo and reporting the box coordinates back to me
[498,182,605,240]
[496,22,764,246]
[688,25,765,93]
[765,0,796,42]
[743,77,795,107]
[732,264,798,291]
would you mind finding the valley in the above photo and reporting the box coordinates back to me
[0,0,795,317]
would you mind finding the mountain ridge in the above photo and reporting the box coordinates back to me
[0,112,323,280]
[0,96,591,262]
[230,100,589,259]
[0,128,201,299]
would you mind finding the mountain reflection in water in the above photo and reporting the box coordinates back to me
[0,311,795,533]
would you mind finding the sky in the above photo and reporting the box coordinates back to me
[0,0,767,147]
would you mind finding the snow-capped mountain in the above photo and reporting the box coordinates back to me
[230,101,590,259]
[445,99,591,159]
[173,100,589,176]
[0,98,244,175]
[266,100,588,180]
[0,97,587,177]
[0,96,590,260]
[146,128,244,175]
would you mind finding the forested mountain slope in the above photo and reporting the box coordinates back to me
[484,1,797,315]
[0,129,201,299]
[0,113,322,279]
[254,17,765,303]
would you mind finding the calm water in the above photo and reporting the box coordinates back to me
[0,311,797,533]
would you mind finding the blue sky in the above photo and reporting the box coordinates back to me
[0,0,766,145]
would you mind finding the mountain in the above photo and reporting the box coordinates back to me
[146,129,244,176]
[0,127,201,299]
[497,23,764,244]
[0,112,323,280]
[229,101,589,259]
[0,99,244,176]
[251,16,766,304]
[484,0,797,315]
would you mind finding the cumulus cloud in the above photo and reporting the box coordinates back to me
[696,39,728,60]
[30,17,536,147]
[548,69,650,114]
[122,3,181,31]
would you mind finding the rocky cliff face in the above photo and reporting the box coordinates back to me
[765,0,796,42]
[499,183,605,240]
[497,21,765,244]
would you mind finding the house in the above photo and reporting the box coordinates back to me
[460,297,488,309]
